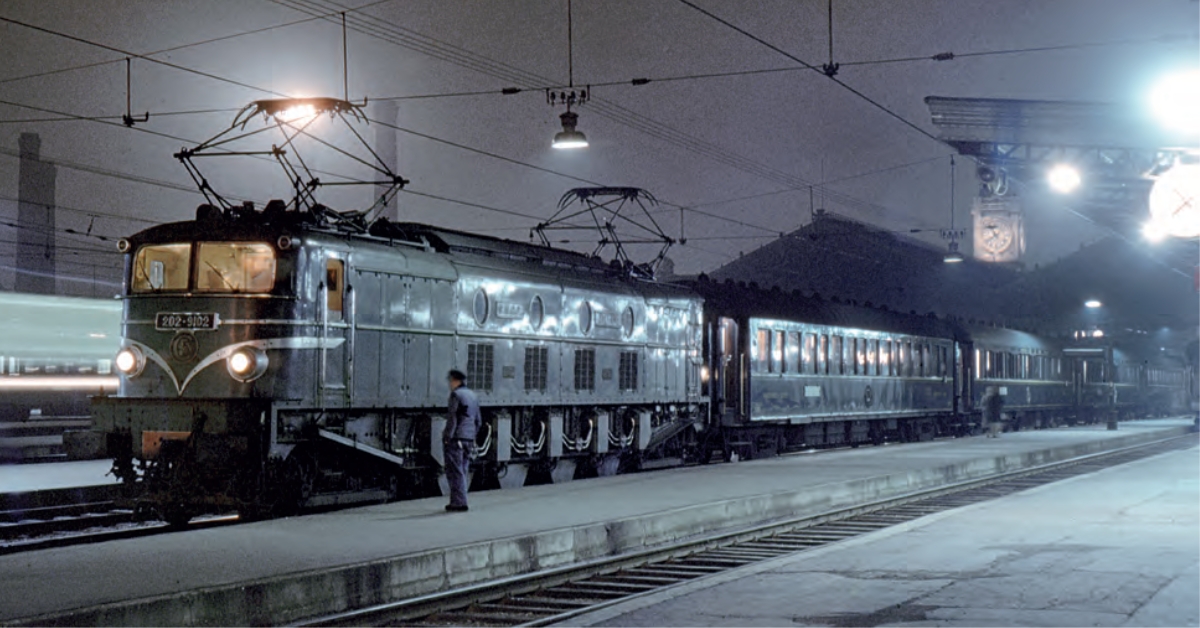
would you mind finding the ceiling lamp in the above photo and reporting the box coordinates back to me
[942,155,966,264]
[1149,68,1200,135]
[943,240,965,264]
[549,0,589,149]
[1046,163,1081,194]
[552,110,588,149]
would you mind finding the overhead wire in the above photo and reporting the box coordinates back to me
[0,15,289,98]
[1,0,796,266]
[671,0,943,144]
[268,0,910,226]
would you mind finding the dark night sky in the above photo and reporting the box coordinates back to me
[0,0,1197,291]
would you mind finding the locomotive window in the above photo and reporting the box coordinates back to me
[132,243,191,292]
[574,348,596,391]
[938,346,948,377]
[524,346,549,392]
[473,289,489,326]
[580,301,593,334]
[618,351,639,391]
[467,343,495,392]
[195,242,276,293]
[773,330,785,374]
[530,295,545,331]
[325,258,344,321]
[621,306,635,338]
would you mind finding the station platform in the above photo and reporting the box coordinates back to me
[0,418,1193,627]
[0,459,116,493]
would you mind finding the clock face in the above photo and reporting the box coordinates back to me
[980,217,1014,253]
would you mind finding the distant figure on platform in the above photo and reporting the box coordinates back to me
[984,386,1004,438]
[443,369,481,512]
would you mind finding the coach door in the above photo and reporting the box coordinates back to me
[717,317,739,420]
[321,254,352,405]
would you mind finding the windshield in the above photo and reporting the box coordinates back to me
[132,243,191,292]
[130,242,277,294]
[195,242,276,293]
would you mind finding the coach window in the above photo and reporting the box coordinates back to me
[867,339,878,376]
[773,330,785,374]
[804,333,816,374]
[326,258,345,322]
[831,336,844,375]
[818,334,829,374]
[755,328,770,373]
[786,331,800,373]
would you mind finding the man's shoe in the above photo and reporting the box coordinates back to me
[445,504,469,512]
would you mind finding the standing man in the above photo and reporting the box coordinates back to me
[984,385,1004,438]
[443,369,481,512]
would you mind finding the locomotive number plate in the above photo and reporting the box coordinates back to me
[156,312,219,331]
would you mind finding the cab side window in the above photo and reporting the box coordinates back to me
[326,258,345,321]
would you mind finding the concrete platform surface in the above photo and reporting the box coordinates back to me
[0,419,1192,626]
[573,435,1200,627]
[0,459,116,493]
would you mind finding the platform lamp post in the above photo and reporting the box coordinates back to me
[1081,299,1119,430]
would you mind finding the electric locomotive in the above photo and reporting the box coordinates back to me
[93,202,704,522]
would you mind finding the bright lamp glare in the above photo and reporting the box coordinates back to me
[551,134,589,149]
[229,350,254,375]
[1142,220,1169,242]
[1047,164,1081,193]
[1147,162,1200,239]
[1092,329,1105,338]
[1149,69,1200,134]
[276,103,317,123]
[1084,300,1102,308]
[115,349,137,373]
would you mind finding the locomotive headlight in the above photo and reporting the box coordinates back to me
[227,347,268,382]
[700,365,711,382]
[115,347,145,377]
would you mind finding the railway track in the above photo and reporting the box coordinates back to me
[301,431,1198,628]
[0,483,240,554]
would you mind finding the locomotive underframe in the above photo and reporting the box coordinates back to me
[93,395,705,521]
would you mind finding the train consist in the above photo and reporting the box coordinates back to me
[0,293,120,421]
[85,200,1194,523]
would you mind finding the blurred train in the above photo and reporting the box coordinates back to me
[83,201,1195,523]
[0,293,120,422]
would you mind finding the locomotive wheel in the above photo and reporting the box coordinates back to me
[272,451,317,516]
[159,503,194,528]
